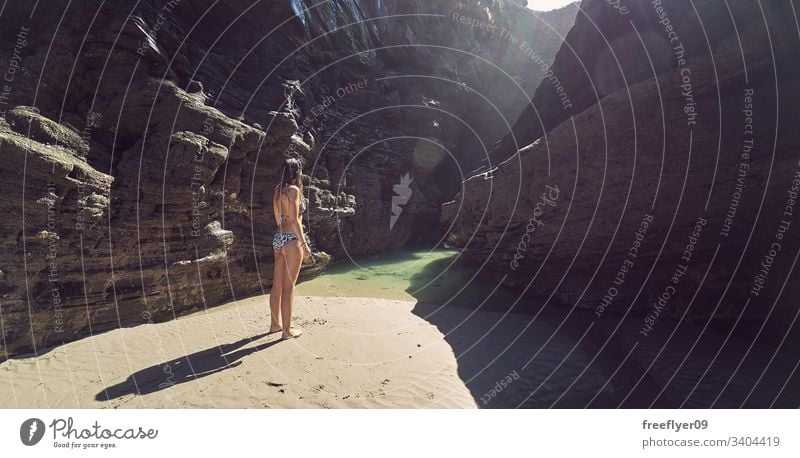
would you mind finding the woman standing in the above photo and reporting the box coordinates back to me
[270,158,311,340]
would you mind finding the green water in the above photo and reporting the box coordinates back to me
[297,249,522,309]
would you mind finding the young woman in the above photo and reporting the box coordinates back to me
[270,158,311,340]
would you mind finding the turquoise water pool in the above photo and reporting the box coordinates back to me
[296,249,523,309]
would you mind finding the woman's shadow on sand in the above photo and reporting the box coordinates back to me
[96,333,280,401]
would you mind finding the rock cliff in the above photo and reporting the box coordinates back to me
[445,0,800,333]
[0,1,575,360]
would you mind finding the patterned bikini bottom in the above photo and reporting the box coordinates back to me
[273,231,298,251]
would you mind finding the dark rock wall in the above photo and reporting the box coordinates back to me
[0,1,575,360]
[445,0,800,333]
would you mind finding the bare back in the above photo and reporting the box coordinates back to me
[273,184,302,231]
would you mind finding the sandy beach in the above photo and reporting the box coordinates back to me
[2,245,796,409]
[2,289,796,408]
[0,272,629,409]
[4,250,593,409]
[0,296,480,408]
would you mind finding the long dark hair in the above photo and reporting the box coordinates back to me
[278,157,304,194]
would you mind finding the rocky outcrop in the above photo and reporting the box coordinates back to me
[0,1,575,360]
[445,0,800,331]
[489,0,751,165]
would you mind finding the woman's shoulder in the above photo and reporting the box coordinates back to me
[283,185,301,196]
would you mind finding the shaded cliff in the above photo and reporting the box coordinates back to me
[441,0,800,407]
[0,1,575,360]
[445,0,800,330]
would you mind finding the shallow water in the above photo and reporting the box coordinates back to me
[297,249,524,311]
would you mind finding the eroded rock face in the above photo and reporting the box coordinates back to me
[445,0,800,330]
[0,1,575,359]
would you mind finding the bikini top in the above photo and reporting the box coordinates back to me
[276,186,307,222]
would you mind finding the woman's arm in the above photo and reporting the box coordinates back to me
[272,185,282,227]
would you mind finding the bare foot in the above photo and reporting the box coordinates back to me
[281,327,303,340]
[268,325,282,334]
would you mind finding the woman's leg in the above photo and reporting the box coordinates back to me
[269,248,286,333]
[280,240,304,339]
